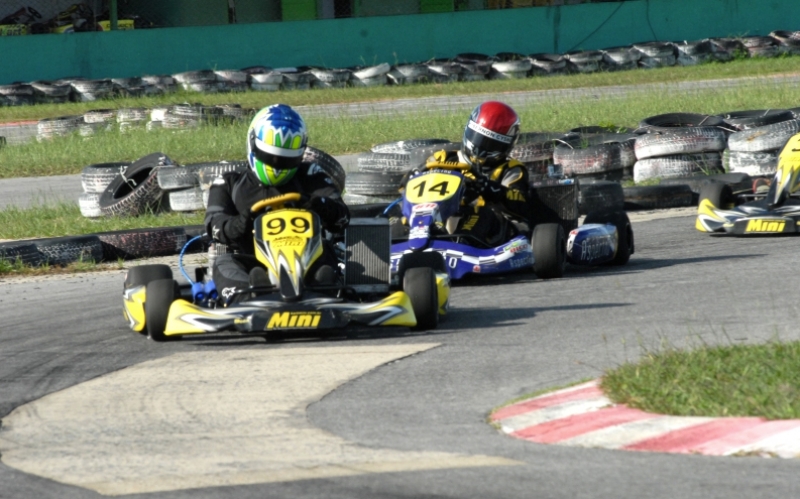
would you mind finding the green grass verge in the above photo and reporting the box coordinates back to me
[0,203,204,240]
[2,56,799,123]
[601,340,800,419]
[3,79,800,179]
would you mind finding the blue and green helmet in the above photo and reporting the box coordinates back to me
[247,104,308,186]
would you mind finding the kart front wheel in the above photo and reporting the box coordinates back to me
[698,181,735,210]
[146,278,179,342]
[532,223,566,279]
[403,267,439,331]
[584,210,633,266]
[124,264,173,288]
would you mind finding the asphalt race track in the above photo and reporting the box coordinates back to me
[2,213,800,498]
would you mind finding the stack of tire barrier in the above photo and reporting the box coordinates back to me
[723,109,800,177]
[4,29,800,108]
[629,113,728,210]
[80,108,115,136]
[554,130,638,182]
[158,160,248,212]
[0,226,206,268]
[346,139,454,205]
[79,153,174,218]
[36,115,82,141]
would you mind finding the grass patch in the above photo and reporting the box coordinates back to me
[0,202,204,240]
[2,56,800,123]
[601,340,800,419]
[2,80,800,179]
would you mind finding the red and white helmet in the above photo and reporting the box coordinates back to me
[461,101,520,170]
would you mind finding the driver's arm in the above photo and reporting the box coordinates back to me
[204,175,250,245]
[493,164,531,221]
[304,172,350,232]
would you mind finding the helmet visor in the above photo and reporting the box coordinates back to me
[463,120,514,164]
[250,132,305,170]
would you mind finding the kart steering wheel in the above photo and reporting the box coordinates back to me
[250,193,302,213]
[26,7,42,19]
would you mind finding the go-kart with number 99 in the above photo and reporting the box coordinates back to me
[123,193,450,341]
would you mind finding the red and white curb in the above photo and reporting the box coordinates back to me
[491,380,800,458]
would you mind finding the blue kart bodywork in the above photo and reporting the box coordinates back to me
[389,167,630,280]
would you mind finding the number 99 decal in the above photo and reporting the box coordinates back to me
[260,210,313,241]
[405,173,462,204]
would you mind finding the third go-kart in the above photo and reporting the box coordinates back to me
[388,160,634,281]
[123,193,451,342]
[697,133,800,235]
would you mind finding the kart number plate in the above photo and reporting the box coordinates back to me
[261,210,313,242]
[405,173,462,204]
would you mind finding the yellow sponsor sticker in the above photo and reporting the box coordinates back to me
[267,311,322,329]
[745,219,786,233]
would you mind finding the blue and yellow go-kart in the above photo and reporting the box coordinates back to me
[388,157,633,281]
[697,134,800,235]
[123,193,450,342]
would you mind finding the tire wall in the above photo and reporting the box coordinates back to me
[0,0,790,84]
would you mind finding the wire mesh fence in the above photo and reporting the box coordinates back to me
[0,0,599,34]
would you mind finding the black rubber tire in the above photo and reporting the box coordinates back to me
[146,278,179,342]
[553,138,624,176]
[659,172,752,194]
[370,138,451,154]
[633,41,676,57]
[97,227,189,260]
[511,132,567,163]
[728,120,800,152]
[403,267,439,331]
[634,128,728,160]
[157,165,198,191]
[359,143,460,173]
[579,180,625,215]
[721,109,794,131]
[698,181,736,210]
[724,149,779,176]
[623,185,694,210]
[125,264,173,288]
[638,113,725,133]
[98,153,173,217]
[583,210,633,265]
[633,153,723,182]
[168,187,204,212]
[81,161,131,194]
[532,223,566,279]
[343,193,401,205]
[0,242,43,267]
[303,146,345,193]
[34,235,104,266]
[78,192,102,218]
[345,172,404,196]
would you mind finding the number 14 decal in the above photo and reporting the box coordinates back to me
[414,180,450,197]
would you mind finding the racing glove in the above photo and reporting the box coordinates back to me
[308,196,350,233]
[471,173,507,203]
[223,210,256,241]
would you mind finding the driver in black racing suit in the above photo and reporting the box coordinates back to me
[204,104,349,303]
[422,101,531,246]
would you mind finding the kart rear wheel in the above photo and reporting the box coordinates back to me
[124,264,173,288]
[146,278,179,342]
[584,210,634,265]
[698,180,736,209]
[532,223,566,279]
[403,267,439,331]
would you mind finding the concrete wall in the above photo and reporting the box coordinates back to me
[0,0,794,84]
